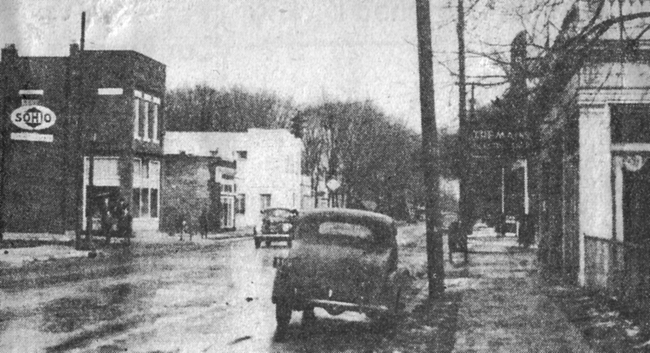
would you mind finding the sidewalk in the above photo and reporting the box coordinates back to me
[0,227,253,268]
[450,235,593,352]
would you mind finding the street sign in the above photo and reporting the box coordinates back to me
[10,105,57,130]
[326,179,340,191]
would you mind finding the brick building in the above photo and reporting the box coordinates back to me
[0,44,165,235]
[161,153,236,233]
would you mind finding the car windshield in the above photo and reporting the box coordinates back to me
[266,209,292,218]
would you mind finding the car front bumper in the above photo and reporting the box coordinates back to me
[254,233,291,241]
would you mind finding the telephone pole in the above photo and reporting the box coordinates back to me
[416,0,445,297]
[75,12,87,249]
[457,0,473,239]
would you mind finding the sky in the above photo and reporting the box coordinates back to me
[0,0,536,132]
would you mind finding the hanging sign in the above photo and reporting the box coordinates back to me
[469,128,532,158]
[10,105,57,130]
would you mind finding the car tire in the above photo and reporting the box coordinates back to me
[275,300,292,334]
[255,239,261,249]
[287,239,292,248]
[371,286,401,332]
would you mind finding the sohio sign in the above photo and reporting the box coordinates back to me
[10,105,57,130]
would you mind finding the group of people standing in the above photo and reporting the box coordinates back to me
[99,197,133,245]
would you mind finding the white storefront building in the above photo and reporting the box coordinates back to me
[164,129,302,228]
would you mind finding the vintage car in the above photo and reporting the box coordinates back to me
[254,208,298,248]
[271,208,407,334]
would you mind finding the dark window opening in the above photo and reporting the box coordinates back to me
[151,189,159,217]
[611,104,650,144]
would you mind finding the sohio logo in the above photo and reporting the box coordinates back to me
[10,105,57,130]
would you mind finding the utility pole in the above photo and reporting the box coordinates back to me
[0,51,6,243]
[416,0,444,297]
[457,0,473,239]
[75,12,87,249]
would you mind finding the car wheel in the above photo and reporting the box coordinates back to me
[254,239,261,249]
[287,239,292,248]
[371,286,401,332]
[275,300,292,334]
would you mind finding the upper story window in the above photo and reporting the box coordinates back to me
[152,102,159,142]
[143,100,150,141]
[237,151,248,160]
[134,90,160,143]
[133,98,140,140]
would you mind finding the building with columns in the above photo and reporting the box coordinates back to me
[532,0,650,307]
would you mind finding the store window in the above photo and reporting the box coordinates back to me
[236,194,246,214]
[132,188,141,217]
[151,189,159,217]
[132,158,160,219]
[260,194,271,210]
[221,197,234,228]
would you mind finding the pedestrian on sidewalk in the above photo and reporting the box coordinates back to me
[100,197,114,245]
[117,203,133,245]
[448,220,468,263]
[177,213,192,241]
[199,208,209,239]
[497,213,506,237]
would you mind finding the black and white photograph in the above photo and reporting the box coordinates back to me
[2,0,650,352]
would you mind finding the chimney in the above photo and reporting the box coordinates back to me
[69,43,80,57]
[1,43,18,62]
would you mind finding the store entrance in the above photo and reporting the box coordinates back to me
[86,186,121,232]
[623,161,650,244]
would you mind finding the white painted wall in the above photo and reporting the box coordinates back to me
[164,129,302,228]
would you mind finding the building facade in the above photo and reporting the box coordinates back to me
[161,153,236,233]
[533,0,650,307]
[0,44,165,235]
[164,129,302,228]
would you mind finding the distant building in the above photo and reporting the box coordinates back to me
[161,152,236,233]
[164,129,302,227]
[0,44,166,234]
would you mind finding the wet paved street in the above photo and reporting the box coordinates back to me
[0,235,406,352]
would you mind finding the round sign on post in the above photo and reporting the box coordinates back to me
[326,179,340,192]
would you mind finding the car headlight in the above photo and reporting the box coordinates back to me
[281,223,292,233]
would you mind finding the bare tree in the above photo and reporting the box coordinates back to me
[300,100,423,220]
[165,85,295,132]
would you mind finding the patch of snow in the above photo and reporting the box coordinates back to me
[626,327,640,337]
